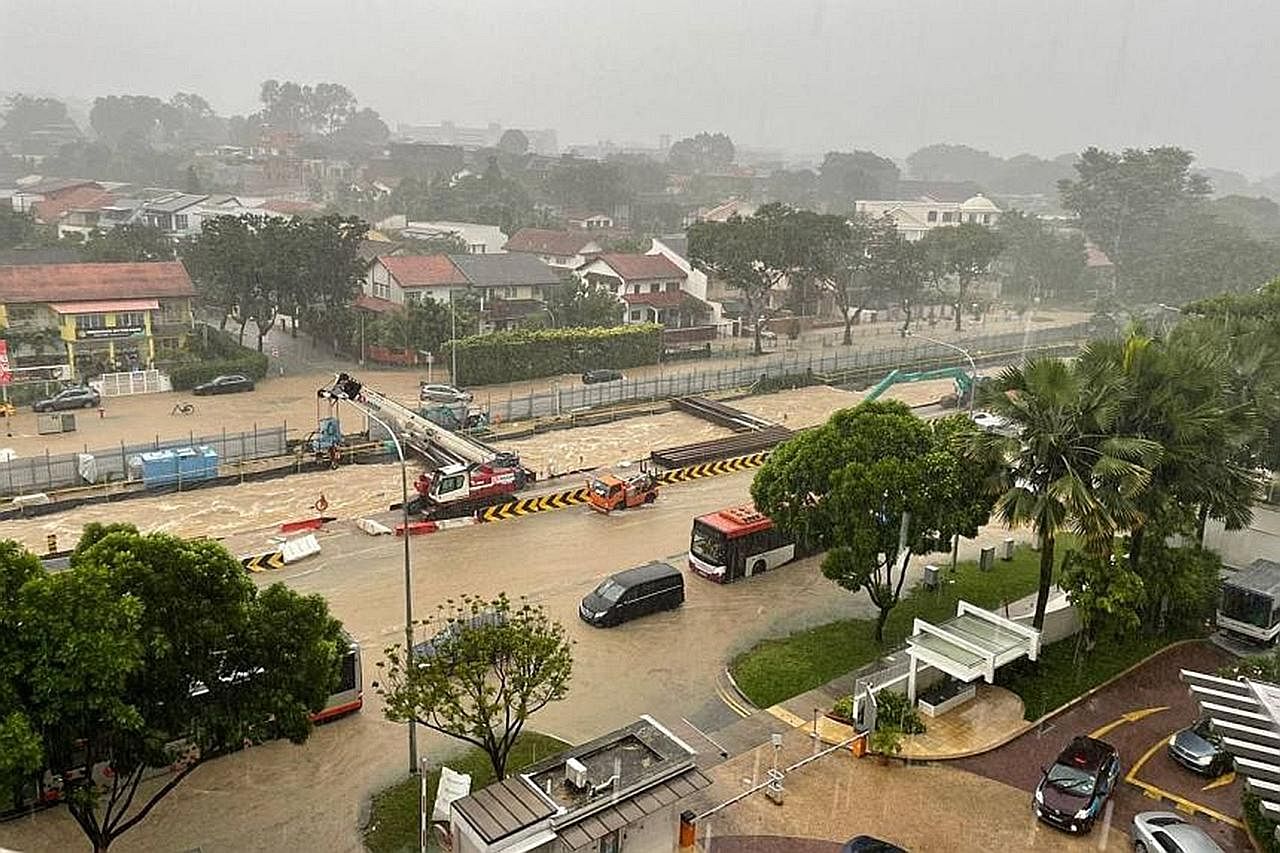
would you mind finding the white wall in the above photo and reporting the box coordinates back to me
[1204,504,1280,568]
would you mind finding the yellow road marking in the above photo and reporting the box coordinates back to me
[715,684,752,719]
[1124,734,1245,829]
[766,705,810,728]
[1202,771,1236,791]
[1089,706,1169,739]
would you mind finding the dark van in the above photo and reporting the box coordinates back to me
[579,562,684,627]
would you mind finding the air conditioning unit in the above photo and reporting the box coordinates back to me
[565,757,589,791]
[923,564,940,590]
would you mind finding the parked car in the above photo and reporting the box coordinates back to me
[582,368,624,384]
[193,374,255,396]
[579,561,683,627]
[1033,735,1120,834]
[970,410,1011,432]
[419,383,472,403]
[32,386,100,412]
[1168,717,1232,777]
[413,609,506,661]
[1131,812,1225,853]
[840,836,906,853]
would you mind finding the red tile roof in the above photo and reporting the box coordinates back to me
[259,199,323,215]
[378,255,469,288]
[0,262,195,304]
[503,228,597,256]
[354,293,397,314]
[1084,243,1113,268]
[31,187,116,224]
[595,253,685,281]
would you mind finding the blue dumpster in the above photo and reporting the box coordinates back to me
[137,446,219,487]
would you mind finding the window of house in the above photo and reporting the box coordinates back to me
[373,280,391,300]
[500,286,518,298]
[469,243,485,254]
[983,213,992,224]
[629,310,642,321]
[7,306,37,322]
[174,214,189,230]
[927,210,938,222]
[666,282,679,292]
[941,212,954,223]
[404,291,422,305]
[649,283,660,293]
[116,311,145,328]
[631,284,641,294]
[75,313,106,330]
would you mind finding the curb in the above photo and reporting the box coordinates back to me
[932,637,1205,761]
[721,667,759,714]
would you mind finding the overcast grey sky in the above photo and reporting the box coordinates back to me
[4,0,1277,175]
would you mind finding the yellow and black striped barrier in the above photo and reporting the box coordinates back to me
[479,451,771,524]
[241,550,286,572]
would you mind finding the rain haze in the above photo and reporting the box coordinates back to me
[4,0,1280,173]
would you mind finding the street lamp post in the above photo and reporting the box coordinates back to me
[320,376,418,776]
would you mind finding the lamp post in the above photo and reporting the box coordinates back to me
[320,375,418,776]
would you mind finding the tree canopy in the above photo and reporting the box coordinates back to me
[82,223,174,262]
[377,594,573,780]
[920,221,1005,330]
[0,525,346,852]
[667,132,735,174]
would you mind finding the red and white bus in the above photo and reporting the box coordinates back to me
[688,504,800,583]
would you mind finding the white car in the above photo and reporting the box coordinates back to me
[419,383,472,404]
[970,411,1012,433]
[1131,812,1224,853]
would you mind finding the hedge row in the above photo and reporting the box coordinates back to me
[450,324,661,386]
[167,327,269,390]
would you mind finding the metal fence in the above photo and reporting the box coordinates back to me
[480,324,1089,424]
[0,423,289,498]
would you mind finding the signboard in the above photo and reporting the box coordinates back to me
[79,326,144,340]
[0,340,9,385]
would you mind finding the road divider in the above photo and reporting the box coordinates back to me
[396,521,438,536]
[281,533,321,563]
[478,451,772,525]
[280,516,336,533]
[356,518,393,536]
[241,550,286,572]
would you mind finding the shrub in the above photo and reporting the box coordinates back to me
[167,326,269,390]
[874,689,926,734]
[450,324,661,386]
[831,694,855,721]
[1244,791,1280,853]
[870,725,903,757]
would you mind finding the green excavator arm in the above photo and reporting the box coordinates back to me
[864,366,975,403]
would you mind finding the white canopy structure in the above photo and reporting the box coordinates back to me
[905,600,1042,701]
[1181,669,1280,820]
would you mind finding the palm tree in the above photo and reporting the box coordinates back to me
[976,357,1160,629]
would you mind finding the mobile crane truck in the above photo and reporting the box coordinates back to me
[320,373,536,519]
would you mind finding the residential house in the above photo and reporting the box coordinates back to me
[565,211,613,230]
[682,197,754,227]
[402,221,509,254]
[578,253,710,327]
[504,228,603,270]
[142,193,210,238]
[8,178,104,215]
[449,253,562,331]
[447,716,710,853]
[853,193,1001,241]
[363,255,470,306]
[0,261,196,377]
[646,236,722,325]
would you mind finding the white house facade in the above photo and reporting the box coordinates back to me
[854,194,1002,241]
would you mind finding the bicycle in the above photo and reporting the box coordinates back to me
[171,401,196,416]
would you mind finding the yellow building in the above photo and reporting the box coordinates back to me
[0,261,196,378]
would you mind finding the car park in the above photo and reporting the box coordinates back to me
[582,368,624,384]
[579,562,683,627]
[192,374,255,395]
[1131,812,1225,853]
[419,383,472,403]
[1167,717,1232,777]
[32,386,100,412]
[1032,735,1120,833]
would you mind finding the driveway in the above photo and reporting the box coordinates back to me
[955,641,1249,851]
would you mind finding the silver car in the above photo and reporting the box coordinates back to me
[1131,812,1224,853]
[418,383,472,403]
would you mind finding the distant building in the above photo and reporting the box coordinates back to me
[447,716,710,853]
[141,193,211,238]
[363,255,470,306]
[565,211,613,231]
[647,235,721,324]
[578,253,710,328]
[504,228,604,270]
[8,178,104,215]
[854,194,1002,241]
[401,221,508,254]
[0,261,196,376]
[449,253,563,331]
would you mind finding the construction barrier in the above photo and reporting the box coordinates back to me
[356,517,393,536]
[241,550,286,572]
[280,516,336,534]
[395,521,438,536]
[435,517,479,531]
[478,451,772,524]
[280,533,321,563]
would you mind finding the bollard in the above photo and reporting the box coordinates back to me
[46,533,57,554]
[678,810,697,849]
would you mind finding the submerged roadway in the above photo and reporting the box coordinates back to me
[5,467,895,852]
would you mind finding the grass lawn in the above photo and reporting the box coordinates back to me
[363,731,569,853]
[730,542,1059,708]
[998,628,1200,720]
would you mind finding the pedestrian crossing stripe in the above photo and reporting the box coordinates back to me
[241,550,286,572]
[478,451,771,524]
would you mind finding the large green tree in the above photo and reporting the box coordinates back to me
[974,357,1161,628]
[377,594,573,780]
[995,209,1088,303]
[818,151,899,209]
[920,222,1005,330]
[752,402,995,642]
[0,525,345,852]
[667,132,735,174]
[82,224,174,262]
[544,277,622,328]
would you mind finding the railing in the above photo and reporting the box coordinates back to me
[93,369,172,397]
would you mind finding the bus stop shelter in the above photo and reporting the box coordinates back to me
[905,600,1042,702]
